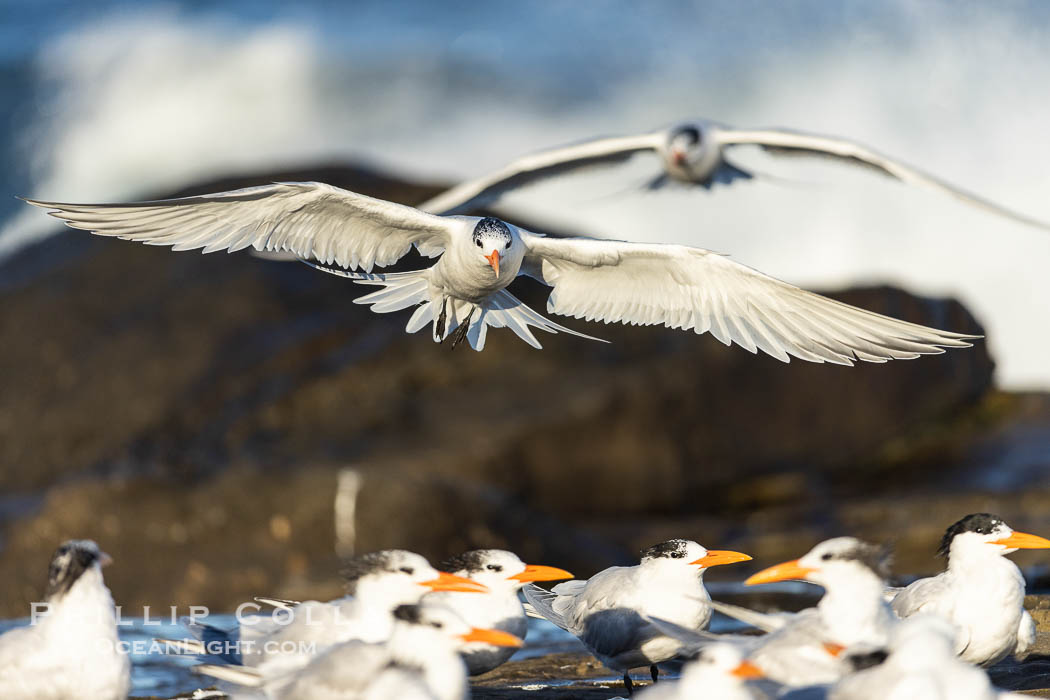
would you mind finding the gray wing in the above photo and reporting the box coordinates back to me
[520,231,978,365]
[717,127,1050,232]
[417,133,665,215]
[24,181,457,271]
[522,583,573,631]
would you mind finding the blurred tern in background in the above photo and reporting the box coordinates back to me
[635,643,765,700]
[197,602,522,700]
[26,186,977,359]
[420,118,1050,232]
[426,549,571,675]
[889,513,1050,666]
[523,538,751,693]
[0,540,130,700]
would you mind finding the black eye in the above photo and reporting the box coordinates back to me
[821,553,833,561]
[475,240,482,248]
[487,564,503,572]
[400,567,414,575]
[671,552,684,559]
[430,621,443,629]
[504,241,511,250]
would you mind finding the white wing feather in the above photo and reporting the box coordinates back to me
[417,133,664,215]
[23,182,456,272]
[718,127,1050,232]
[520,231,977,365]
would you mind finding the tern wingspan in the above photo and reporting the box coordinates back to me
[520,230,978,365]
[717,127,1050,232]
[417,133,665,215]
[23,181,457,271]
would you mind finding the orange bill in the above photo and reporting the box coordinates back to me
[421,571,489,593]
[460,626,524,647]
[993,531,1050,549]
[731,660,764,679]
[509,564,574,583]
[690,550,753,568]
[485,250,501,276]
[745,559,816,586]
[823,642,846,657]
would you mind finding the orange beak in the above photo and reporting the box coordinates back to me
[509,564,574,583]
[459,627,524,648]
[992,531,1050,549]
[420,571,489,593]
[745,559,816,586]
[485,250,501,276]
[731,660,764,679]
[690,550,753,569]
[823,642,846,657]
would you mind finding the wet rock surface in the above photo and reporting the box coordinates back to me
[0,160,1046,623]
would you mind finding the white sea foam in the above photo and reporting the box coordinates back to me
[4,3,1050,386]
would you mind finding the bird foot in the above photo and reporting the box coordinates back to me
[435,298,448,340]
[623,672,634,696]
[650,665,659,683]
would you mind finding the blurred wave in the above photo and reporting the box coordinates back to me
[2,1,1050,386]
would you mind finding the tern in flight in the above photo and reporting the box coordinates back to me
[419,118,1050,232]
[25,185,977,358]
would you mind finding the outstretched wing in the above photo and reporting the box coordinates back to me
[520,231,978,365]
[717,127,1050,232]
[417,133,664,215]
[24,181,457,271]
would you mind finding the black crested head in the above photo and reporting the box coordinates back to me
[472,217,512,244]
[46,540,104,599]
[819,540,893,579]
[341,550,401,594]
[672,124,702,146]
[937,513,1006,557]
[392,603,424,625]
[439,550,489,575]
[641,539,690,562]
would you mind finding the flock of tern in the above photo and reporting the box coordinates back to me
[10,119,1050,699]
[2,514,1047,699]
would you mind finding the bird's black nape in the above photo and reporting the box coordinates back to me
[439,551,489,575]
[392,603,425,625]
[46,540,103,599]
[937,513,1006,557]
[471,217,511,243]
[640,539,690,561]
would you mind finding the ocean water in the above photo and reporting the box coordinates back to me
[2,1,1050,386]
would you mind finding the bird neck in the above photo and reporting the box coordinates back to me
[818,573,891,646]
[42,567,120,642]
[389,631,467,700]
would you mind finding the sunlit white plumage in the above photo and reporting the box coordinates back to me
[523,539,751,692]
[634,643,765,700]
[425,549,571,675]
[0,540,130,700]
[889,513,1050,667]
[26,183,976,361]
[418,118,1050,232]
[656,538,896,688]
[196,602,522,700]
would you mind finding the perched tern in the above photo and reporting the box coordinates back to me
[889,513,1050,666]
[426,549,571,675]
[197,602,522,700]
[634,643,765,700]
[24,185,977,359]
[654,538,896,688]
[828,615,1015,700]
[173,550,485,675]
[0,540,130,700]
[419,118,1050,232]
[523,538,751,693]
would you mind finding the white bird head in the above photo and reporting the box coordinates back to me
[342,550,488,606]
[390,602,523,654]
[938,513,1050,560]
[662,120,722,183]
[639,539,752,574]
[746,537,891,590]
[470,217,520,279]
[46,539,112,600]
[682,643,765,685]
[438,549,572,592]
